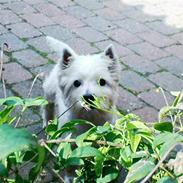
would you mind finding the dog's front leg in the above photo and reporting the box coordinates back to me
[42,93,55,128]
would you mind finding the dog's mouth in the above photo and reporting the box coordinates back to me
[80,101,96,111]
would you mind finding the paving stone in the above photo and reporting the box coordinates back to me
[120,70,155,93]
[128,42,170,60]
[23,0,46,5]
[124,9,159,23]
[50,0,75,8]
[65,37,99,54]
[133,106,158,122]
[7,22,42,38]
[47,52,60,63]
[3,62,32,84]
[95,40,133,57]
[30,64,54,80]
[104,0,135,12]
[74,27,108,42]
[171,32,183,44]
[114,18,150,33]
[0,33,27,51]
[105,28,142,45]
[52,14,85,29]
[94,7,125,21]
[21,13,55,28]
[26,123,42,134]
[0,83,14,98]
[0,10,21,25]
[13,49,48,68]
[2,54,10,63]
[155,56,183,76]
[146,21,180,35]
[75,0,104,10]
[12,79,43,98]
[34,3,65,17]
[0,24,7,35]
[117,87,144,112]
[164,45,183,60]
[138,89,174,110]
[149,72,183,91]
[122,54,160,74]
[5,1,36,14]
[137,30,176,48]
[83,16,116,31]
[15,109,41,127]
[40,25,73,41]
[27,36,50,53]
[65,5,95,19]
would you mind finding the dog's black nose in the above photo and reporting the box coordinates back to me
[83,94,95,104]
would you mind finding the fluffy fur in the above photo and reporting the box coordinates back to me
[43,36,120,130]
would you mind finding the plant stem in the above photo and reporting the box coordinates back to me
[44,138,124,148]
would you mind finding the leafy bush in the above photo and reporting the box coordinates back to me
[0,91,182,183]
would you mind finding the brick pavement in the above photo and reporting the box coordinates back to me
[0,0,183,130]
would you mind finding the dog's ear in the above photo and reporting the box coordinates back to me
[104,44,117,60]
[46,36,77,66]
[104,44,120,82]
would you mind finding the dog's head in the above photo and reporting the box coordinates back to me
[46,36,120,110]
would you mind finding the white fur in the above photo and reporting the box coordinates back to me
[43,36,120,130]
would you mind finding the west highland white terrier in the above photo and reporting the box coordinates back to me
[43,36,121,131]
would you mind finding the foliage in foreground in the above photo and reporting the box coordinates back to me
[0,91,182,183]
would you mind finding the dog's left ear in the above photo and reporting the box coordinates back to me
[46,36,77,67]
[104,44,120,82]
[104,44,117,60]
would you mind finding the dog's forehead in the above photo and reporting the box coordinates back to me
[74,54,108,67]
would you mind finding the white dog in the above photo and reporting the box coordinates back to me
[43,36,120,130]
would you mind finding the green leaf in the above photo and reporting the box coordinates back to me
[62,119,95,129]
[171,91,183,106]
[129,131,141,152]
[0,106,14,124]
[71,146,103,158]
[124,159,155,183]
[24,97,48,107]
[127,121,150,131]
[0,97,24,106]
[65,157,84,167]
[96,169,118,183]
[153,132,183,148]
[0,124,37,160]
[120,146,133,167]
[59,143,72,159]
[156,176,178,183]
[0,163,8,177]
[45,123,57,136]
[154,122,173,132]
[76,127,96,147]
[153,132,183,157]
[96,125,111,134]
[29,146,45,181]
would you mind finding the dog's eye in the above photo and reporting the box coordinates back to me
[99,78,106,86]
[73,80,81,87]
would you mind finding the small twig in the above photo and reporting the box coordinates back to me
[39,139,57,157]
[57,100,79,119]
[44,138,123,148]
[49,168,65,183]
[141,142,182,183]
[27,73,43,98]
[0,43,8,98]
[159,87,174,124]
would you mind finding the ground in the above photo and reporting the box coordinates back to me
[0,0,183,132]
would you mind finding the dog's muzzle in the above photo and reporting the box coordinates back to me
[83,94,95,109]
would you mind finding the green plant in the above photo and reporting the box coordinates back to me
[0,91,182,183]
